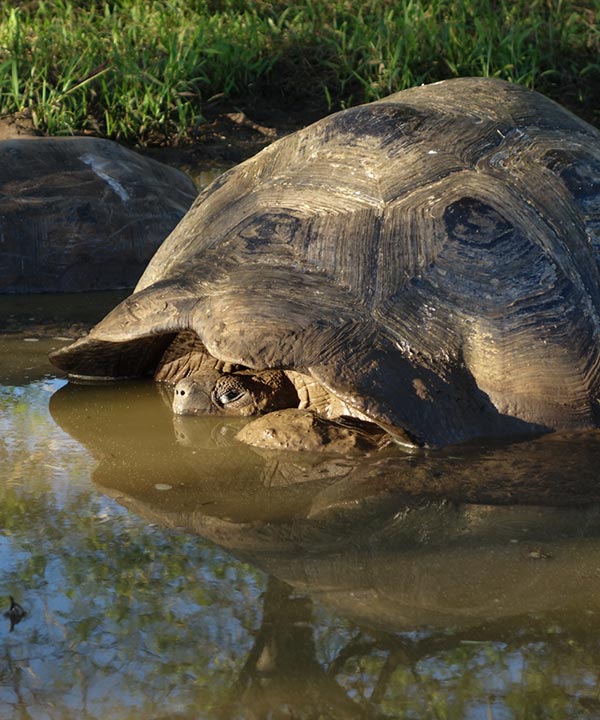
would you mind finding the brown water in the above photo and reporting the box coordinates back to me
[3,304,600,718]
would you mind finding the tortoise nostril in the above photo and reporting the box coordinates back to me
[178,389,186,396]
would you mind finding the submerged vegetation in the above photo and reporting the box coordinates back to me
[0,0,598,144]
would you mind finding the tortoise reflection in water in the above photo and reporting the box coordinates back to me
[50,77,600,452]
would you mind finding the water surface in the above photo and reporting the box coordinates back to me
[3,316,600,719]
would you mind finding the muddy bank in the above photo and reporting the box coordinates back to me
[0,105,313,175]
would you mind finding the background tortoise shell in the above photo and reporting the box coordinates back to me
[50,77,600,447]
[0,137,196,292]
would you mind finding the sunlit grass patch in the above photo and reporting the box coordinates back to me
[0,0,598,144]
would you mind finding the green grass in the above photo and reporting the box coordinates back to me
[0,0,598,145]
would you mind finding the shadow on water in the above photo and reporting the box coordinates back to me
[5,354,600,717]
[45,379,600,717]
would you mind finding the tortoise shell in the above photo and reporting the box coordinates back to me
[0,137,196,292]
[50,77,600,447]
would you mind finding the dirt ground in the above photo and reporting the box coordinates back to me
[0,104,314,172]
[139,108,309,180]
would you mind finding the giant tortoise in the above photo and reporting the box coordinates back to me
[50,77,600,449]
[0,137,196,292]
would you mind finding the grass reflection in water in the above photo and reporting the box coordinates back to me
[2,363,600,719]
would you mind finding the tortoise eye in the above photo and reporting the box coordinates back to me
[217,389,245,406]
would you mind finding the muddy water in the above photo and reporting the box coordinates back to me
[4,306,600,718]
